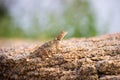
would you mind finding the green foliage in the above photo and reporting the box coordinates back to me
[45,0,98,38]
[0,0,100,39]
[0,15,26,38]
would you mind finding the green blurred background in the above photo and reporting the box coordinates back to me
[0,0,114,40]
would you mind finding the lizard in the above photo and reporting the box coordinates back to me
[29,31,68,58]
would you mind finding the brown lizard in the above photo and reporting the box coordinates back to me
[29,31,67,58]
[40,31,67,48]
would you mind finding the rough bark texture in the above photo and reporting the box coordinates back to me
[0,33,120,80]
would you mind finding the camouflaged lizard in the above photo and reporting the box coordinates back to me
[30,31,67,58]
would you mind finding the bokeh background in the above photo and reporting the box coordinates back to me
[0,0,120,39]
